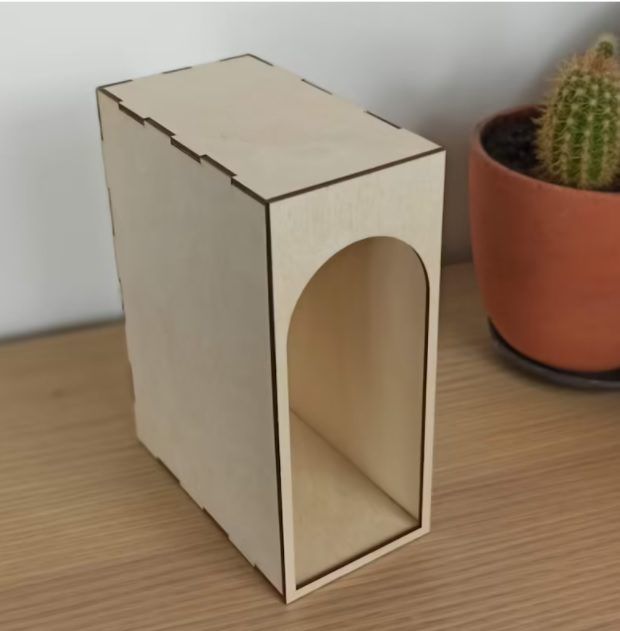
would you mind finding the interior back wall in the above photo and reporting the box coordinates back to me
[1,2,617,338]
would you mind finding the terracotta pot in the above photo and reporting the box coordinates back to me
[469,105,620,373]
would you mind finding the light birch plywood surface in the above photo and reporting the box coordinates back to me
[271,153,444,598]
[99,90,283,593]
[290,410,417,586]
[105,55,438,201]
[2,263,620,630]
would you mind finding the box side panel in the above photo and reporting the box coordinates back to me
[98,92,283,593]
[269,152,445,599]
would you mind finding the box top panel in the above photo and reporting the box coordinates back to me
[101,55,441,202]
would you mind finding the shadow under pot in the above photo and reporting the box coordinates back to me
[469,105,620,385]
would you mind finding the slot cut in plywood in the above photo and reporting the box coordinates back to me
[288,237,427,586]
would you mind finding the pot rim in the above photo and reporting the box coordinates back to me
[472,104,620,199]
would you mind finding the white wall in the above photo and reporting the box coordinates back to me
[1,3,617,338]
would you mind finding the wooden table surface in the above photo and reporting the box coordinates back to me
[2,263,620,631]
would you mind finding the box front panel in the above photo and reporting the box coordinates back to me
[98,92,283,592]
[269,154,445,599]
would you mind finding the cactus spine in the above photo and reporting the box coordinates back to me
[536,34,620,190]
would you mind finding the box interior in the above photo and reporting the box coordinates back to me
[287,236,428,586]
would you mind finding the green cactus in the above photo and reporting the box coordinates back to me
[536,34,620,190]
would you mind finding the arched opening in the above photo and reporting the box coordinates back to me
[287,236,428,586]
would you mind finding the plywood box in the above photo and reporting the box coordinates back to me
[97,54,445,602]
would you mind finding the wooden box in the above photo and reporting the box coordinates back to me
[97,54,445,602]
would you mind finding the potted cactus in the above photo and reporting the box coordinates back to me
[470,35,620,384]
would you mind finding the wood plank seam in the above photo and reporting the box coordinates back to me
[162,65,193,75]
[98,78,132,93]
[297,524,420,589]
[300,78,332,95]
[219,53,274,66]
[265,147,446,203]
[155,456,237,545]
[417,268,431,526]
[264,202,287,601]
[99,86,123,104]
[201,154,236,178]
[231,178,269,204]
[365,110,401,129]
[98,70,445,208]
[288,356,427,590]
[144,118,175,137]
[170,137,201,163]
[202,507,230,541]
[99,89,241,182]
[118,103,145,126]
[96,94,104,141]
[104,186,125,316]
[127,360,135,403]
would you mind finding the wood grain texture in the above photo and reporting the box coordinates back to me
[290,411,417,586]
[288,236,426,586]
[2,263,620,630]
[98,91,282,592]
[100,58,444,600]
[104,55,438,200]
[271,153,444,598]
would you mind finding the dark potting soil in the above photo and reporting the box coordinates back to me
[482,113,620,191]
[481,114,539,177]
